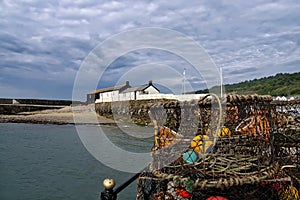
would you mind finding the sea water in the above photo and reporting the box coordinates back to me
[0,123,153,200]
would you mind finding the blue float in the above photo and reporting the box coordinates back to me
[183,150,198,164]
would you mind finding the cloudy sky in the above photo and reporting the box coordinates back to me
[1,0,299,100]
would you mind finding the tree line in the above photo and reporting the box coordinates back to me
[195,72,300,96]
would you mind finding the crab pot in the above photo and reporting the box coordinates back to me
[272,100,300,165]
[136,94,299,200]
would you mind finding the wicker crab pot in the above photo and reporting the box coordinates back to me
[272,100,300,194]
[137,94,298,200]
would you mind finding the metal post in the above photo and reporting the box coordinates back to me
[100,179,117,200]
[220,67,223,98]
[100,189,116,200]
[100,172,142,200]
[183,68,186,95]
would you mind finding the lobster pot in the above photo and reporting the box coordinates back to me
[271,99,300,134]
[272,100,300,164]
[149,94,274,167]
[274,130,300,166]
[272,99,300,192]
[136,94,297,200]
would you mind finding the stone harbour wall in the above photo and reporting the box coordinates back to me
[0,98,82,106]
[94,99,202,127]
[0,104,65,115]
[95,99,166,125]
[0,98,84,114]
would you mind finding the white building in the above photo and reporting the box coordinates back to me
[87,81,131,103]
[275,96,288,101]
[92,81,160,103]
[120,81,160,101]
[90,80,208,103]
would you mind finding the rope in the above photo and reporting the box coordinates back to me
[152,163,280,190]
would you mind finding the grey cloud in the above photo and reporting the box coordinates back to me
[0,33,30,53]
[0,0,299,99]
[227,67,258,76]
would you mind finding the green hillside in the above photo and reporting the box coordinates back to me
[195,72,300,96]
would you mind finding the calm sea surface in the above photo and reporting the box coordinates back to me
[0,123,153,200]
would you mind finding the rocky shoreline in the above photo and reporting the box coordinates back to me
[0,105,117,126]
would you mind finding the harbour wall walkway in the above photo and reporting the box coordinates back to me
[0,98,83,114]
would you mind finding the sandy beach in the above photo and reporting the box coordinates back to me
[0,105,116,125]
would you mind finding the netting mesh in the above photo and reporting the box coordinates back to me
[136,95,300,200]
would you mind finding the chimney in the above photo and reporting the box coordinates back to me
[148,80,152,86]
[126,80,129,86]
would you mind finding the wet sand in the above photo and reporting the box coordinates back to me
[0,105,116,125]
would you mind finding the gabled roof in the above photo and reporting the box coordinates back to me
[122,83,160,93]
[88,80,159,95]
[121,84,149,93]
[89,83,129,94]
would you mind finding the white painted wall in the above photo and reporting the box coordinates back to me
[135,91,144,100]
[94,84,208,103]
[144,86,160,94]
[136,94,208,101]
[112,90,119,101]
[97,91,113,102]
[96,92,208,103]
[119,92,135,101]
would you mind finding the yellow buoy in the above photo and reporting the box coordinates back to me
[190,135,213,153]
[218,126,232,137]
[279,185,299,200]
